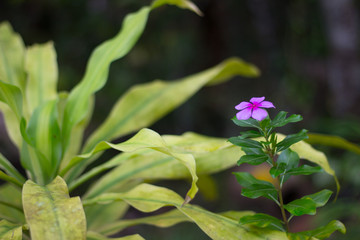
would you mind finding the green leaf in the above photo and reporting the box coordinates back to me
[0,219,22,240]
[59,93,94,171]
[277,129,308,152]
[233,172,266,189]
[241,147,264,155]
[0,184,24,224]
[304,220,346,239]
[271,149,299,184]
[83,183,288,240]
[0,80,22,121]
[20,139,45,184]
[306,133,360,155]
[270,111,303,128]
[85,201,129,231]
[301,189,332,208]
[87,232,144,240]
[0,22,26,148]
[241,184,278,199]
[284,198,317,216]
[22,176,87,240]
[25,42,58,114]
[270,163,286,178]
[239,130,262,139]
[277,148,299,170]
[239,213,285,232]
[0,152,25,184]
[233,172,277,201]
[288,220,346,240]
[286,165,322,176]
[0,102,22,148]
[228,137,263,149]
[238,154,269,165]
[25,99,62,183]
[84,58,259,153]
[232,117,261,130]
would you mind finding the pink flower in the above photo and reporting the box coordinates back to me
[235,97,275,121]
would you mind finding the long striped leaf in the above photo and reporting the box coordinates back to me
[306,133,360,155]
[85,201,128,231]
[62,1,201,153]
[0,152,25,184]
[25,42,58,114]
[24,99,62,184]
[83,183,287,240]
[81,132,243,199]
[22,176,87,240]
[0,184,24,224]
[61,6,150,153]
[62,128,198,202]
[0,80,23,148]
[0,80,22,121]
[0,22,26,148]
[0,22,26,89]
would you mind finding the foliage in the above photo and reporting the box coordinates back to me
[229,110,346,239]
[0,0,347,239]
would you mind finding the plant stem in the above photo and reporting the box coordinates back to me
[264,130,290,232]
[277,185,289,232]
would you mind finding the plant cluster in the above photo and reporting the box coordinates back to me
[229,97,345,239]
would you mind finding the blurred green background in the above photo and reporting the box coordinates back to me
[1,0,359,239]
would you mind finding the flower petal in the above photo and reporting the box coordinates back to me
[251,108,268,121]
[236,108,252,120]
[258,101,275,109]
[250,97,265,104]
[235,101,251,110]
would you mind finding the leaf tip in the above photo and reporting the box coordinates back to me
[181,195,192,207]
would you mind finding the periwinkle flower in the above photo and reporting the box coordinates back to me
[235,97,275,121]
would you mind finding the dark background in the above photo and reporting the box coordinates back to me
[1,0,360,239]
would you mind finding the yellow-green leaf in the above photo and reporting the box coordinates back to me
[0,219,22,240]
[0,80,22,121]
[0,184,24,224]
[25,42,58,115]
[83,183,287,240]
[87,232,144,240]
[22,176,87,240]
[307,133,360,155]
[63,128,198,202]
[287,135,340,195]
[0,22,26,148]
[84,58,259,152]
[0,22,26,89]
[97,209,188,236]
[77,132,242,200]
[61,6,151,152]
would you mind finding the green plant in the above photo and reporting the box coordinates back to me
[229,97,346,239]
[0,0,344,239]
